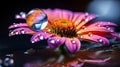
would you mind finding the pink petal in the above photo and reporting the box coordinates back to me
[76,13,96,30]
[77,27,112,35]
[47,36,65,48]
[79,34,109,45]
[42,9,57,22]
[65,38,81,53]
[9,27,36,36]
[111,33,120,39]
[72,12,85,26]
[31,31,52,43]
[8,23,28,29]
[87,21,117,28]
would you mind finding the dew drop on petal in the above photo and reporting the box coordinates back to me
[15,14,21,19]
[85,18,89,22]
[26,9,48,31]
[39,35,44,40]
[15,31,19,35]
[98,38,103,43]
[72,40,76,44]
[21,30,25,34]
[50,39,55,44]
[88,33,93,37]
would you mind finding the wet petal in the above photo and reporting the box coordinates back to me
[87,21,117,28]
[77,27,112,35]
[8,23,28,29]
[111,33,120,39]
[79,34,109,45]
[76,13,96,30]
[9,27,36,36]
[65,38,81,53]
[72,12,85,26]
[47,36,65,48]
[31,31,52,43]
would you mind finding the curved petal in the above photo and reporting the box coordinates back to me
[31,31,52,43]
[111,33,120,39]
[9,27,36,36]
[76,13,96,30]
[47,36,65,48]
[77,27,112,35]
[8,23,28,29]
[79,34,109,45]
[72,13,85,26]
[87,21,117,28]
[65,38,81,53]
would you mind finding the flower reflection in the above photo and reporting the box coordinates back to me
[8,8,120,67]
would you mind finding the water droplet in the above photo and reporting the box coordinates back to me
[34,39,37,42]
[98,38,103,42]
[20,12,26,18]
[85,18,89,22]
[14,24,17,27]
[80,36,83,38]
[88,33,93,37]
[27,9,48,31]
[15,31,19,35]
[32,41,34,43]
[85,13,89,16]
[4,57,14,66]
[15,14,21,19]
[72,40,76,44]
[10,31,14,35]
[57,39,59,41]
[39,36,44,40]
[50,39,55,44]
[21,30,25,34]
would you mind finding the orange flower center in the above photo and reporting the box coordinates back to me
[49,20,77,38]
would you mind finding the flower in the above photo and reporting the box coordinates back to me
[8,8,120,54]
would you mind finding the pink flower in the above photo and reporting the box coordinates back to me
[8,8,120,54]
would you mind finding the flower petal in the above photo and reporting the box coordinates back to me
[9,27,36,36]
[79,34,109,45]
[47,36,65,48]
[31,31,52,43]
[87,21,117,28]
[111,33,120,39]
[76,13,96,30]
[8,23,28,29]
[77,27,112,35]
[65,38,81,53]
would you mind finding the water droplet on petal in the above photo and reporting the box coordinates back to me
[85,18,89,22]
[57,39,59,42]
[39,35,44,40]
[72,40,76,44]
[10,31,14,35]
[88,33,93,37]
[32,41,34,43]
[85,13,89,16]
[15,31,19,35]
[50,39,55,44]
[21,30,25,34]
[80,36,83,38]
[15,14,21,19]
[98,38,103,42]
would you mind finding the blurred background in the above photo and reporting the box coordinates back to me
[0,0,120,67]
